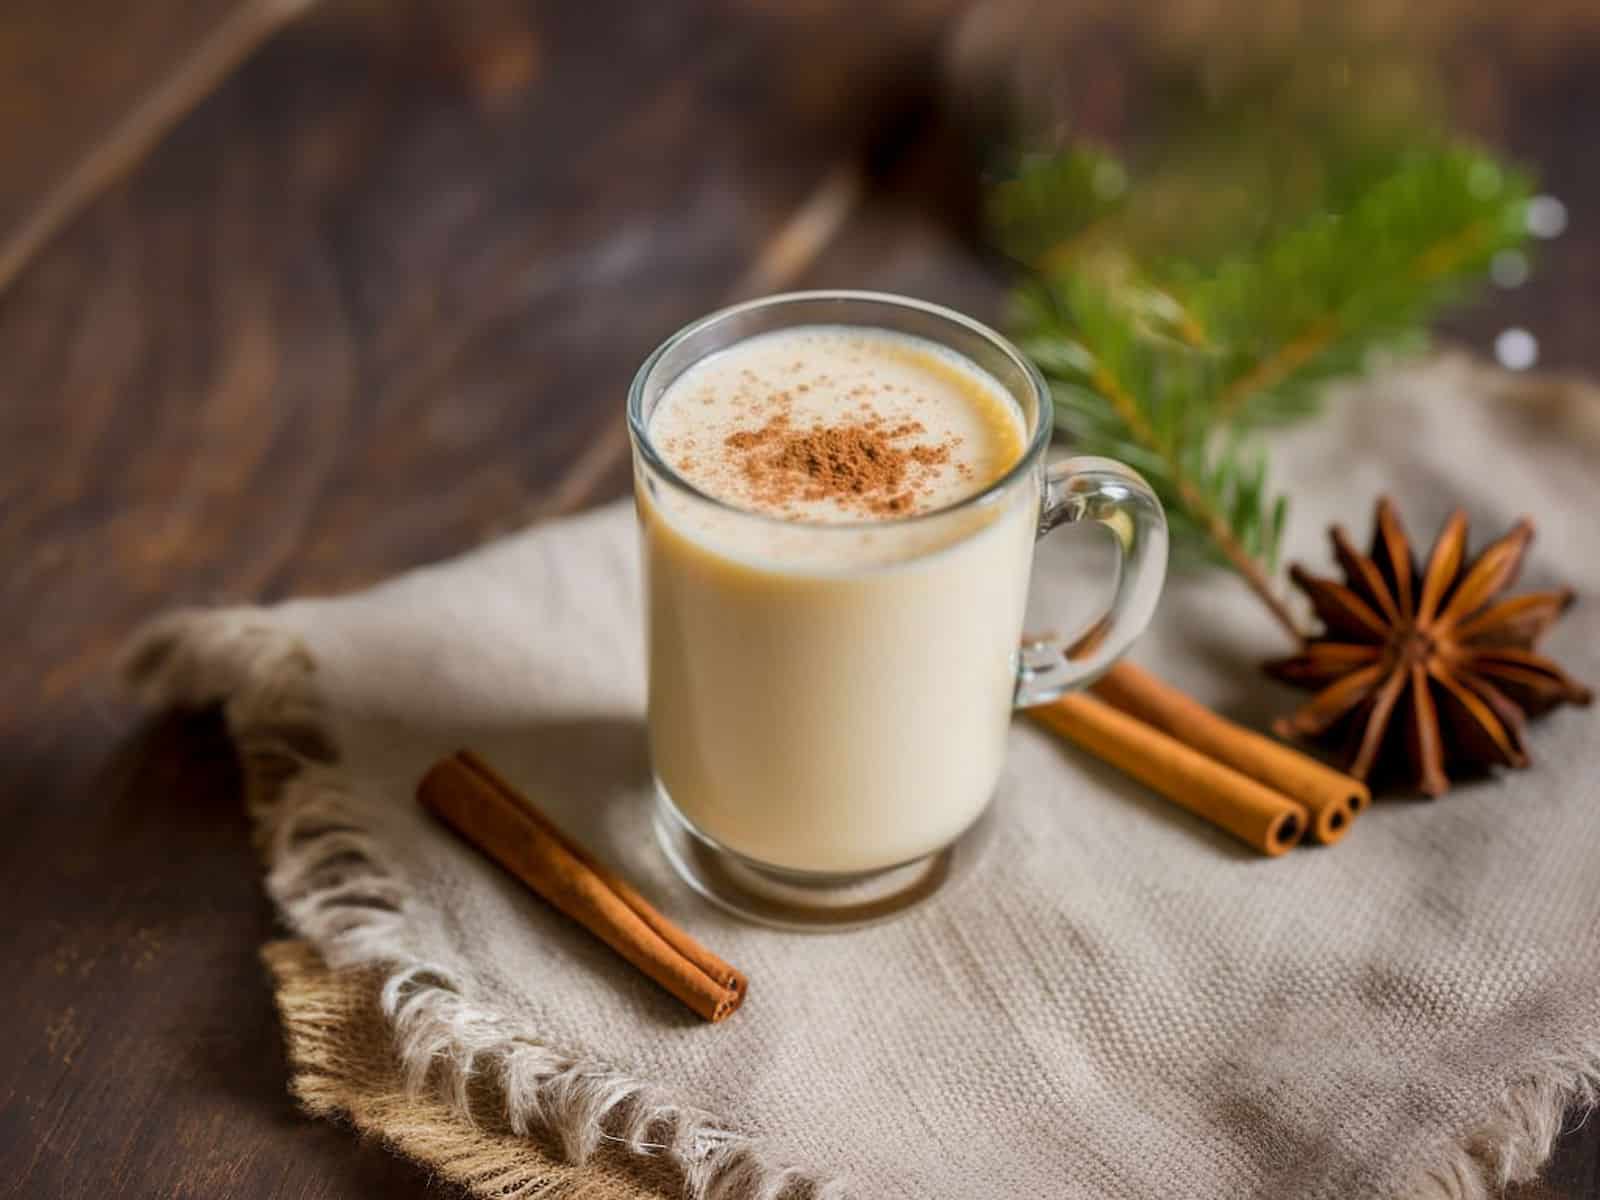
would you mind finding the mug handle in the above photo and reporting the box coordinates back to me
[1013,456,1169,708]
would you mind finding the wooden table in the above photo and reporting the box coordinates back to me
[2,3,1596,1195]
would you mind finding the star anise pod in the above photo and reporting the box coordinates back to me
[1266,497,1592,796]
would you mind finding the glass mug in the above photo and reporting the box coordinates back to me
[628,292,1167,928]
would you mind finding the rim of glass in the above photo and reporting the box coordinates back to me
[626,290,1052,531]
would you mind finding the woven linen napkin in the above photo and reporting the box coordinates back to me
[127,354,1600,1200]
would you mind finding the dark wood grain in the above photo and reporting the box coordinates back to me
[1,2,1597,1197]
[0,0,312,291]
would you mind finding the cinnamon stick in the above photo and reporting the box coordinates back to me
[1091,662,1369,844]
[1028,695,1309,856]
[419,750,746,1022]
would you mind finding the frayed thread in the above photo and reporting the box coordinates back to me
[124,608,843,1200]
[379,963,846,1200]
[1399,1046,1599,1200]
[265,939,665,1200]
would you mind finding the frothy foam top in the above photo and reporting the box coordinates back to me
[648,326,1027,523]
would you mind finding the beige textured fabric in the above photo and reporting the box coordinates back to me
[130,354,1600,1199]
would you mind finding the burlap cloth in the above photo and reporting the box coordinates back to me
[127,355,1600,1199]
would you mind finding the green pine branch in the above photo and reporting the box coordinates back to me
[992,140,1534,643]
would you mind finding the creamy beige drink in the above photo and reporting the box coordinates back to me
[639,326,1035,874]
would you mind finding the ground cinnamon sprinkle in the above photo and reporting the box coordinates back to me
[725,413,955,517]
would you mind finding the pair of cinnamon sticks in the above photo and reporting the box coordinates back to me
[1027,662,1369,856]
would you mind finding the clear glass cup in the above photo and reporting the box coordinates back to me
[628,291,1167,928]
